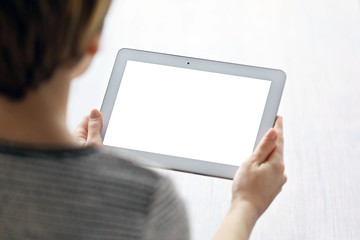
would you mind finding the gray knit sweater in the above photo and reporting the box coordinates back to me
[0,142,189,240]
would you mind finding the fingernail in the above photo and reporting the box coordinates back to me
[90,109,101,119]
[266,129,277,141]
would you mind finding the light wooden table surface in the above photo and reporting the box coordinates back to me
[67,1,360,239]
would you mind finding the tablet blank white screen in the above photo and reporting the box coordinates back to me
[104,61,271,166]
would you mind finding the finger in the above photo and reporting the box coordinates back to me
[273,115,284,153]
[87,109,104,146]
[73,115,89,138]
[265,117,285,167]
[251,128,278,164]
[274,115,283,138]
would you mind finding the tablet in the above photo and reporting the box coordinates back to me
[100,48,286,179]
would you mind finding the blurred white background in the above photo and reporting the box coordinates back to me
[67,0,360,239]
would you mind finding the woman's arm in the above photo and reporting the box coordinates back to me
[213,201,258,240]
[213,116,287,240]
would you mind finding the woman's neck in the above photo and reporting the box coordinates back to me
[0,73,79,147]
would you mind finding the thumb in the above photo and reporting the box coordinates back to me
[87,109,103,146]
[250,128,278,164]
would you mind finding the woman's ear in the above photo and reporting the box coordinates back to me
[70,33,101,79]
[86,33,101,56]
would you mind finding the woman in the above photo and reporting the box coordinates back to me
[0,1,286,239]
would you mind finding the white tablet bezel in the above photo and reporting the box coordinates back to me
[100,48,286,179]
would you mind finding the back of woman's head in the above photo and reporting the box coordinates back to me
[0,0,111,101]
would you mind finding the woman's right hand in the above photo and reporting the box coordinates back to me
[231,116,287,219]
[213,116,286,240]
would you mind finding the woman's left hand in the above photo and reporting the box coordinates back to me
[72,109,104,147]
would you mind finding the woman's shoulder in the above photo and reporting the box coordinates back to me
[0,143,166,195]
[0,144,178,213]
[83,148,164,187]
[0,144,189,239]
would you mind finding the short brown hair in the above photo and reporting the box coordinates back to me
[0,0,111,101]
